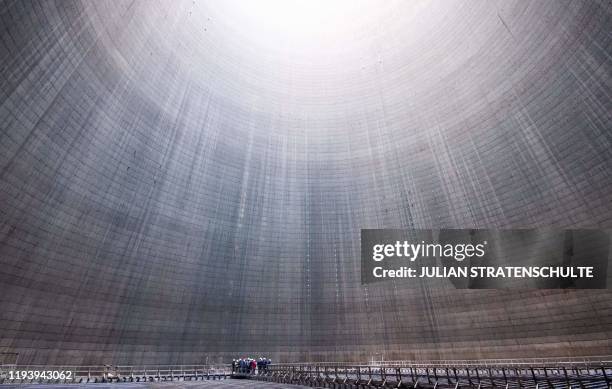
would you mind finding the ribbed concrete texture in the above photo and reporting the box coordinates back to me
[1,0,611,365]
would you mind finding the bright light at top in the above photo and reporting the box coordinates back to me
[210,0,387,53]
[227,0,350,33]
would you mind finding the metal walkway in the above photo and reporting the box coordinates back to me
[0,364,231,385]
[1,358,611,388]
[252,359,612,389]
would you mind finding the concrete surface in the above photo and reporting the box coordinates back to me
[0,0,611,364]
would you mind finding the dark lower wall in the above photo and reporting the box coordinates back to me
[0,0,611,365]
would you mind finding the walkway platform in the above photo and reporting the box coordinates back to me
[254,360,612,389]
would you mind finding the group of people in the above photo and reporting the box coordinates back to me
[231,357,272,374]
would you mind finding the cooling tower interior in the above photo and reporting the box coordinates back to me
[0,0,611,366]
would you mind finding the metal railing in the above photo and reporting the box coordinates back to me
[272,356,612,368]
[0,364,231,384]
[254,360,612,389]
[1,357,611,386]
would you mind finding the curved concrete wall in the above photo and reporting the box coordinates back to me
[0,0,611,365]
